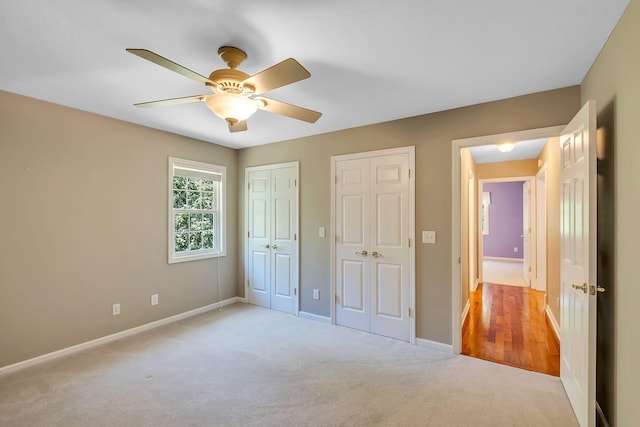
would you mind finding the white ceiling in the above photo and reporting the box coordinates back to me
[468,138,548,164]
[0,1,629,149]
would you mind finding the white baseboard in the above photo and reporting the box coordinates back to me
[483,256,523,263]
[461,299,470,326]
[0,296,243,377]
[545,305,561,343]
[298,311,331,324]
[416,338,453,353]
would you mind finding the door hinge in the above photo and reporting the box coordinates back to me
[409,169,411,178]
[248,182,250,190]
[408,238,411,248]
[528,267,532,272]
[294,288,297,295]
[458,257,461,264]
[408,307,412,317]
[335,175,339,184]
[294,178,297,187]
[335,294,339,304]
[294,233,297,241]
[248,231,250,238]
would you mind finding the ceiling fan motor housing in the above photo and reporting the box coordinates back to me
[207,69,254,95]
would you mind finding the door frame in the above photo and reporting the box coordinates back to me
[535,164,548,293]
[451,126,563,354]
[244,161,300,315]
[330,146,416,344]
[477,176,536,286]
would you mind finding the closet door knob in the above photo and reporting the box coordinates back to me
[264,244,270,248]
[272,244,278,249]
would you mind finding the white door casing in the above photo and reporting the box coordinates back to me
[535,165,547,292]
[468,169,477,292]
[332,147,415,343]
[560,100,597,427]
[523,181,531,286]
[246,163,299,315]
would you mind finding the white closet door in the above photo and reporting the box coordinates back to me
[334,153,411,341]
[247,169,271,308]
[270,166,298,314]
[369,153,410,341]
[335,158,370,331]
[246,163,299,315]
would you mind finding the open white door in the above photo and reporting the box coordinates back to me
[560,100,597,427]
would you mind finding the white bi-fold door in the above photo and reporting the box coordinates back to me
[333,148,414,342]
[246,163,298,315]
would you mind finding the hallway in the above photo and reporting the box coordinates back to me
[462,283,559,376]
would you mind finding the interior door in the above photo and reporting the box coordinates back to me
[335,158,370,332]
[368,154,410,341]
[559,100,597,427]
[247,169,271,308]
[522,181,531,286]
[269,166,298,314]
[246,164,299,315]
[334,153,410,341]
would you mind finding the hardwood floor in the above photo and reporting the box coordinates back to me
[462,283,560,376]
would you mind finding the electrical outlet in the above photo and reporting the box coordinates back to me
[151,294,158,306]
[319,227,325,238]
[112,303,120,316]
[514,247,519,253]
[313,289,320,300]
[422,231,436,244]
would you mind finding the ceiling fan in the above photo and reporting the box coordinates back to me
[126,46,322,133]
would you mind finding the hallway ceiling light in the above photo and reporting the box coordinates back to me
[497,142,516,153]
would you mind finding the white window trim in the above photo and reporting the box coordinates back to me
[168,157,226,264]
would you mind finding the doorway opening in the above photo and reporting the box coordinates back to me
[452,127,563,375]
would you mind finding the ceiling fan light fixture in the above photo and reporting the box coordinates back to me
[497,142,516,153]
[205,93,258,124]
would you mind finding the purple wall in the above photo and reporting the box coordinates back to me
[482,181,524,259]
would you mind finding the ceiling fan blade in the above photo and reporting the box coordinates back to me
[134,95,207,108]
[228,120,248,133]
[126,49,216,87]
[242,59,310,95]
[255,97,322,123]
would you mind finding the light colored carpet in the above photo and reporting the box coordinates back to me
[0,303,577,426]
[482,259,529,287]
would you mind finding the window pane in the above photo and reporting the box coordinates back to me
[173,176,187,190]
[187,191,202,209]
[173,190,186,209]
[202,213,213,230]
[175,232,188,252]
[190,213,203,231]
[187,178,200,191]
[189,231,202,249]
[202,231,213,249]
[201,192,213,210]
[201,180,214,192]
[175,213,189,231]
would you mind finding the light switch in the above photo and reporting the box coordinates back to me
[319,227,325,238]
[422,231,436,244]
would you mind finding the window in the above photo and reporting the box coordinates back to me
[168,157,226,263]
[481,191,491,235]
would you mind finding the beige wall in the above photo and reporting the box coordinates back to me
[537,137,561,323]
[238,86,581,344]
[0,91,238,368]
[581,0,640,424]
[476,159,538,179]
